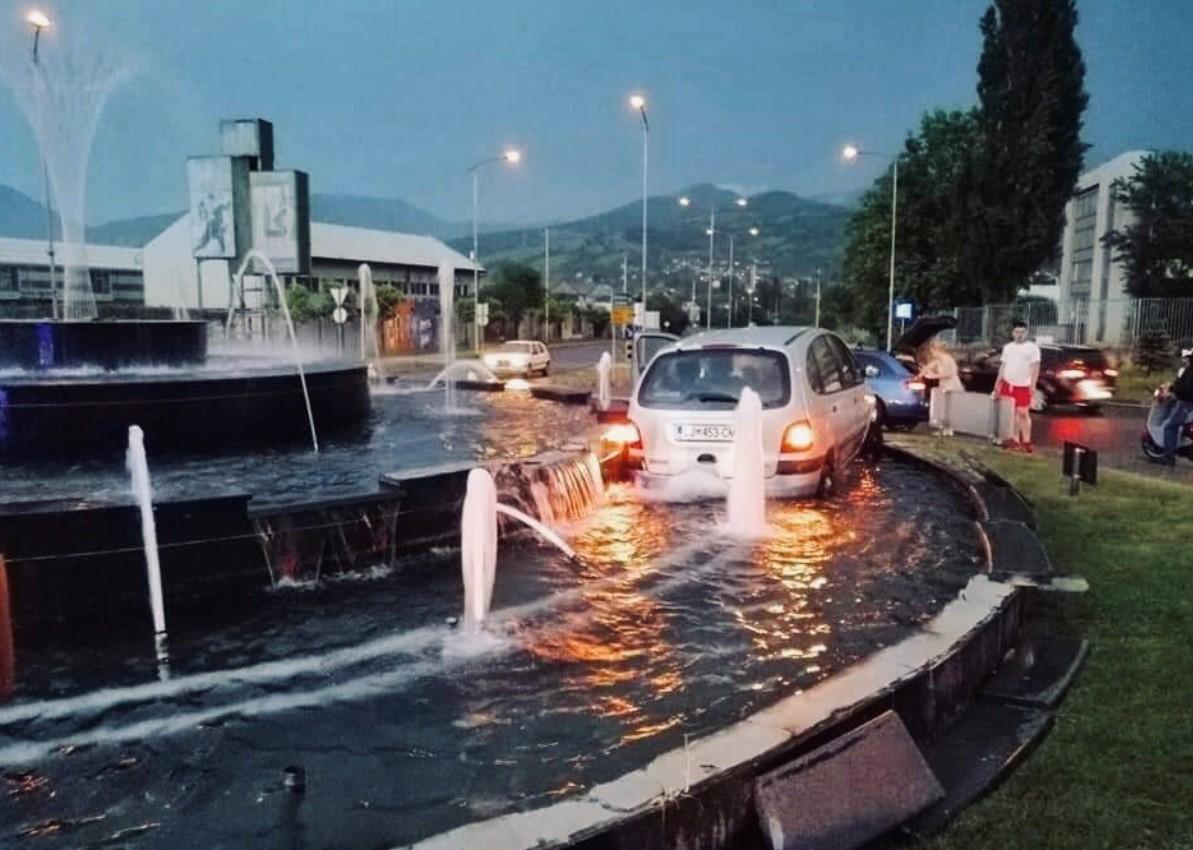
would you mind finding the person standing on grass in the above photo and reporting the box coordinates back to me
[991,320,1041,452]
[1154,347,1193,466]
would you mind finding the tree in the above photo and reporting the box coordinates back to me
[1104,151,1193,298]
[1133,324,1175,376]
[285,284,333,322]
[374,284,402,318]
[484,262,544,337]
[647,292,690,335]
[841,110,981,337]
[959,0,1088,302]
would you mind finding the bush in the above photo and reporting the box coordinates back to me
[1133,324,1174,375]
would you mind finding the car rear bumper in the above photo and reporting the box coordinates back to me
[630,453,824,498]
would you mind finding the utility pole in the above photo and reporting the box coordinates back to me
[544,227,550,341]
[815,267,822,328]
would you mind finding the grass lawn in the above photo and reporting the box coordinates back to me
[909,439,1193,850]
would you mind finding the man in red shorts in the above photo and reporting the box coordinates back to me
[991,320,1041,452]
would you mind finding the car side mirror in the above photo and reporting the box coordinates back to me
[864,365,880,378]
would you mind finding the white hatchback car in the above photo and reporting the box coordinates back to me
[483,340,551,377]
[625,327,874,497]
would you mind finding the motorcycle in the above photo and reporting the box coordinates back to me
[1140,390,1193,461]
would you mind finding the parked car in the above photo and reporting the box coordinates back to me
[482,340,551,377]
[624,326,875,498]
[960,343,1116,411]
[853,350,927,431]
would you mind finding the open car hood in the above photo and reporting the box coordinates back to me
[892,315,957,354]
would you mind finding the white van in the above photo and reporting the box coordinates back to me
[625,327,874,497]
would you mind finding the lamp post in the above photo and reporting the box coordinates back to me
[27,9,57,318]
[629,95,649,315]
[842,143,898,349]
[468,148,521,350]
[726,225,759,328]
[543,227,550,340]
[678,195,746,329]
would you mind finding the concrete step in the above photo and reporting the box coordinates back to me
[980,635,1089,710]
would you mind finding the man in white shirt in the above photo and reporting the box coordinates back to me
[991,320,1041,452]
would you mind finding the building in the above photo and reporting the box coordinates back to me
[1056,150,1148,344]
[0,236,144,314]
[142,215,482,310]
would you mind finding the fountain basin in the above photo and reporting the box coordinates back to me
[0,360,369,457]
[0,319,207,370]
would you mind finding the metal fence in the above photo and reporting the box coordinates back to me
[949,297,1193,350]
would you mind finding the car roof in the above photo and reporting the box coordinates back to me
[676,326,816,351]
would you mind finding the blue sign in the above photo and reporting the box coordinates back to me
[894,301,914,321]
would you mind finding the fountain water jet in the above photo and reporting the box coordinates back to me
[358,263,381,363]
[596,351,612,410]
[437,260,458,411]
[459,468,581,634]
[232,250,319,453]
[1,24,133,320]
[725,387,768,538]
[126,425,169,676]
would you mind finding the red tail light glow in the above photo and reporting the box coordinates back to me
[603,423,641,446]
[782,421,815,452]
[1057,368,1086,380]
[904,379,926,392]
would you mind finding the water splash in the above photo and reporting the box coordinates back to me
[126,426,169,676]
[358,263,381,362]
[597,351,612,410]
[725,387,768,538]
[233,250,319,453]
[1,24,133,320]
[460,469,498,634]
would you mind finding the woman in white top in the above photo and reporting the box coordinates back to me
[916,339,963,435]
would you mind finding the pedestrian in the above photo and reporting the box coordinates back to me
[991,320,1041,452]
[916,338,963,436]
[1154,347,1193,467]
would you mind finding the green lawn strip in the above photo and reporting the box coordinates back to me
[909,443,1193,850]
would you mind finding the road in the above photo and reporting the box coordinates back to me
[547,339,617,373]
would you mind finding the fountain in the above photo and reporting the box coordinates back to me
[126,425,170,675]
[596,351,612,410]
[358,263,381,363]
[2,22,132,320]
[725,387,769,538]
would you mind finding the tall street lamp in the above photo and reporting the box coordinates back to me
[629,94,649,313]
[26,9,57,318]
[678,194,746,329]
[725,225,759,328]
[468,148,521,350]
[842,143,898,349]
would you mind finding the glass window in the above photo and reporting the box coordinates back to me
[828,335,862,387]
[639,348,791,410]
[809,336,844,394]
[0,265,16,293]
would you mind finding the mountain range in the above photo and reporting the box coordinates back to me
[0,182,854,280]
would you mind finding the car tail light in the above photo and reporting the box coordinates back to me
[782,421,815,452]
[603,423,641,447]
[904,379,926,392]
[1058,368,1086,380]
[1104,368,1119,378]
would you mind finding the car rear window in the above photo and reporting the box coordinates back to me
[638,349,791,410]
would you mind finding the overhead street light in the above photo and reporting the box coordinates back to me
[677,193,748,329]
[26,9,51,61]
[629,93,649,313]
[468,148,523,350]
[842,142,898,349]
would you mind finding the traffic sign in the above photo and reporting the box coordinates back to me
[612,305,634,326]
[477,302,490,327]
[330,286,349,307]
[332,307,348,324]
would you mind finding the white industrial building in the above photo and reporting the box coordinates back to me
[0,236,143,311]
[142,215,481,310]
[1056,149,1148,344]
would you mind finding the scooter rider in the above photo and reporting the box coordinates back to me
[1155,347,1193,466]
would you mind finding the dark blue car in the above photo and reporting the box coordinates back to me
[853,350,927,431]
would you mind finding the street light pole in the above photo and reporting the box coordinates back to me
[27,10,57,318]
[706,208,715,330]
[842,143,898,349]
[726,234,735,329]
[630,95,649,314]
[467,149,521,350]
[543,227,550,340]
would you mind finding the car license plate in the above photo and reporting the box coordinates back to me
[674,423,735,442]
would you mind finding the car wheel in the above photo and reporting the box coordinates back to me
[1031,387,1048,413]
[542,363,551,376]
[816,452,836,499]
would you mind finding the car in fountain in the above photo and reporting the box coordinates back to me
[483,340,551,377]
[624,327,875,498]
